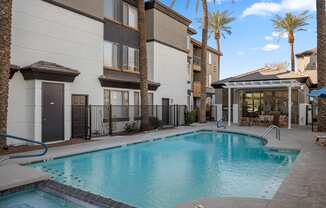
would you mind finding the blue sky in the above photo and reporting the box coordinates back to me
[160,0,317,79]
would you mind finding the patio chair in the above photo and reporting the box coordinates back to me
[315,135,326,145]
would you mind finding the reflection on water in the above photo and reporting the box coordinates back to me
[31,131,298,208]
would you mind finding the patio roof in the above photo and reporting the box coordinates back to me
[212,67,312,89]
[99,69,160,91]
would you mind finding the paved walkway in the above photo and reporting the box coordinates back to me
[0,123,326,208]
[0,164,49,191]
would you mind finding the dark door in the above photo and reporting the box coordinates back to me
[71,95,88,138]
[162,98,170,125]
[42,83,64,142]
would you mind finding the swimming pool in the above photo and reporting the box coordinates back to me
[31,131,298,208]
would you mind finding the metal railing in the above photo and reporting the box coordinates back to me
[261,125,280,140]
[0,134,48,159]
[71,105,190,138]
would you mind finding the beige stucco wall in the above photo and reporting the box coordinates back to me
[146,8,188,52]
[296,54,317,84]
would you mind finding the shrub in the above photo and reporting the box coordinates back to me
[124,121,138,133]
[185,109,197,125]
[149,117,163,129]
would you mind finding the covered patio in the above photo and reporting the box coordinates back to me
[212,67,314,129]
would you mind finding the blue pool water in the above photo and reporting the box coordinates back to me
[0,188,88,208]
[31,131,298,208]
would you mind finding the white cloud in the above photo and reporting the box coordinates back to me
[272,31,288,39]
[236,51,245,56]
[282,0,316,11]
[242,2,282,17]
[242,0,316,17]
[265,36,273,41]
[261,44,280,51]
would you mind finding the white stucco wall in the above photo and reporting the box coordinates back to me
[148,41,188,105]
[8,0,104,142]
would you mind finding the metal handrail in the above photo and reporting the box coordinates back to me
[262,125,280,140]
[0,134,48,159]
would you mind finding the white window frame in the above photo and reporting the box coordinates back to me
[104,0,120,21]
[208,52,212,65]
[123,45,139,72]
[104,41,119,69]
[123,2,138,29]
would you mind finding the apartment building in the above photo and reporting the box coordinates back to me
[7,0,196,143]
[187,38,220,109]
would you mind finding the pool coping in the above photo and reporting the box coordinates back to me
[0,180,135,208]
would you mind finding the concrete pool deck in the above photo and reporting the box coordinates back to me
[1,123,326,208]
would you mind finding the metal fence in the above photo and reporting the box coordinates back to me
[72,105,191,139]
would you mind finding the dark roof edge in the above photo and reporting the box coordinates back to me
[295,48,317,57]
[212,77,311,89]
[145,0,192,26]
[99,76,160,91]
[187,27,197,35]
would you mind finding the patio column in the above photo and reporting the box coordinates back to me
[228,87,231,126]
[288,86,292,129]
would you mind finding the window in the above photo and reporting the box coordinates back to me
[110,90,128,105]
[133,92,154,117]
[186,35,190,50]
[123,46,139,72]
[104,90,129,119]
[208,52,212,65]
[208,74,212,87]
[104,0,120,21]
[148,93,154,105]
[104,41,119,68]
[123,2,138,29]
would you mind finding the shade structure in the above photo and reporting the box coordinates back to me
[309,87,326,98]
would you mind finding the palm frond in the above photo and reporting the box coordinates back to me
[272,11,311,34]
[203,10,235,38]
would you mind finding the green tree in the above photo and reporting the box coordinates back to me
[272,11,311,71]
[207,10,235,77]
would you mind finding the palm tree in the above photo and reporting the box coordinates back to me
[207,10,235,77]
[0,0,12,149]
[272,11,311,71]
[137,0,150,130]
[317,0,326,131]
[170,0,216,123]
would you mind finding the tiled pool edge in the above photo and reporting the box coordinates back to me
[39,180,136,208]
[0,180,136,208]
